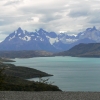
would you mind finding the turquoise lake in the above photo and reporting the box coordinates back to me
[11,56,100,91]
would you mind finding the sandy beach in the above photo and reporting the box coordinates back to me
[0,91,100,100]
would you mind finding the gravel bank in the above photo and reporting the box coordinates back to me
[0,91,100,100]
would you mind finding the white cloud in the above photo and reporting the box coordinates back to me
[0,0,100,41]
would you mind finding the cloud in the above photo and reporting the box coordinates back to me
[68,8,90,18]
[4,0,23,6]
[68,1,91,18]
[87,10,100,24]
[0,0,100,41]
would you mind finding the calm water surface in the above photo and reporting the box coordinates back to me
[11,56,100,91]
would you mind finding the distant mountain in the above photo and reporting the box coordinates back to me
[0,26,100,51]
[57,43,100,57]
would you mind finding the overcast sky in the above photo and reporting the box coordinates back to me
[0,0,100,41]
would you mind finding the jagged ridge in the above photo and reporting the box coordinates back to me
[0,26,100,51]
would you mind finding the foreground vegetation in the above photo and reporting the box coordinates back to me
[0,58,61,91]
[0,75,61,91]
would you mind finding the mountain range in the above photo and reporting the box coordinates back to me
[0,26,99,52]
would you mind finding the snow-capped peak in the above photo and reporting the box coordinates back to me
[4,26,100,45]
[7,27,32,41]
[2,26,100,51]
[86,26,97,31]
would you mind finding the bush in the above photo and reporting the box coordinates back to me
[0,68,6,90]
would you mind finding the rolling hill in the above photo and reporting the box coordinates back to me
[56,43,100,57]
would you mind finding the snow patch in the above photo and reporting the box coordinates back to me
[9,35,15,41]
[40,38,44,41]
[34,38,37,41]
[67,34,77,37]
[59,31,66,33]
[23,30,26,34]
[31,35,34,36]
[66,39,78,43]
[15,31,17,34]
[46,36,59,45]
[18,33,21,36]
[19,36,31,41]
